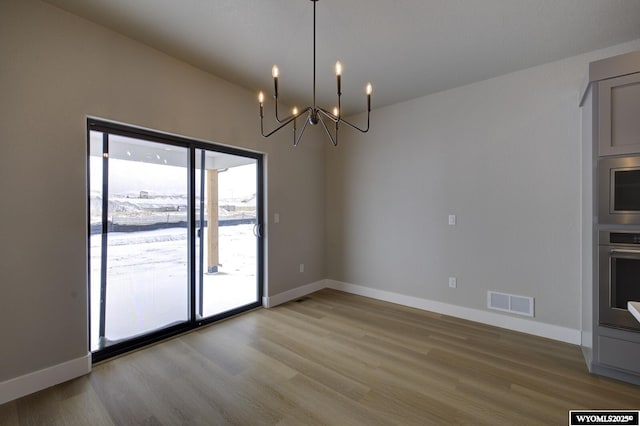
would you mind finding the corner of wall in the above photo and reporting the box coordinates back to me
[262,279,328,308]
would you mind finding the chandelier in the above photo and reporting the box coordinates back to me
[258,0,372,147]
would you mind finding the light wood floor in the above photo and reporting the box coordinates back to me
[2,289,640,425]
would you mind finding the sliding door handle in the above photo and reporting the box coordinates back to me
[253,223,264,238]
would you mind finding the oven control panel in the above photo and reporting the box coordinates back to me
[610,232,640,245]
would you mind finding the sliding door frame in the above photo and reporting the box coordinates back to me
[87,118,264,363]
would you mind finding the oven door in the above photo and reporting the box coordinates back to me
[599,245,640,331]
[599,155,640,225]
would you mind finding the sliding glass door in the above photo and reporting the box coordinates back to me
[88,120,263,361]
[88,131,189,351]
[195,149,260,320]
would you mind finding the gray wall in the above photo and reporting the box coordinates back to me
[0,0,325,382]
[326,39,640,331]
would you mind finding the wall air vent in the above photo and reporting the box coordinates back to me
[487,291,534,317]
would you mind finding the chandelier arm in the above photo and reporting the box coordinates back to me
[294,110,312,146]
[274,96,284,124]
[274,95,291,124]
[261,107,312,138]
[261,110,301,138]
[319,113,338,146]
[317,107,338,123]
[318,107,371,133]
[319,106,370,133]
[295,106,313,120]
[336,111,371,133]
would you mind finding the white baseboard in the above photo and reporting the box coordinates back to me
[327,280,581,345]
[263,279,327,308]
[262,278,580,343]
[0,353,91,405]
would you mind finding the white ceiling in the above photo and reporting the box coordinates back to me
[44,0,640,115]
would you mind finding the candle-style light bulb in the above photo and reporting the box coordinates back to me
[336,61,342,96]
[272,65,280,99]
[366,83,373,95]
[258,91,264,119]
[333,107,339,117]
[292,106,298,144]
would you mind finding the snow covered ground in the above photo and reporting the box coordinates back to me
[90,224,258,351]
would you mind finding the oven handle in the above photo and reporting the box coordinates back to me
[610,248,640,256]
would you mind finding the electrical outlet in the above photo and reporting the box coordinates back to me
[448,277,457,288]
[299,263,305,273]
[448,214,456,225]
[274,213,280,223]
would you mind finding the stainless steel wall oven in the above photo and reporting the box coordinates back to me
[599,230,640,331]
[598,155,640,225]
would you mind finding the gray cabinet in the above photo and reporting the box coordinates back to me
[580,50,640,385]
[598,72,640,156]
[599,334,640,374]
